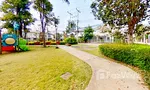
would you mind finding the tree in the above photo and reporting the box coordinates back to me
[0,0,34,37]
[34,0,53,47]
[113,30,125,43]
[91,0,150,43]
[83,26,94,43]
[66,20,76,34]
[135,24,150,41]
[53,33,62,41]
[53,16,60,42]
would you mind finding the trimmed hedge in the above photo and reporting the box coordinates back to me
[50,41,66,45]
[99,44,150,71]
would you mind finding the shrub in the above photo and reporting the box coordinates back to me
[51,42,56,45]
[99,44,150,71]
[40,42,43,45]
[27,41,65,45]
[65,37,78,45]
[34,41,40,45]
[46,41,51,45]
[27,42,34,45]
[50,41,66,45]
[60,41,66,45]
[78,37,84,43]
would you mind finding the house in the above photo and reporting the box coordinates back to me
[26,31,54,41]
[74,25,112,43]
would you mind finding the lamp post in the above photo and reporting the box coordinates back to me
[55,24,58,48]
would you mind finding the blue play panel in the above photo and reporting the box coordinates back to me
[2,34,18,46]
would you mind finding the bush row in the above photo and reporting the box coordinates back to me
[99,44,150,71]
[27,41,65,45]
[64,37,78,45]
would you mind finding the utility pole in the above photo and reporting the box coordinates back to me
[76,8,81,40]
[67,11,73,36]
[67,11,73,21]
[76,8,81,32]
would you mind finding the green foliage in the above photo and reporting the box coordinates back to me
[50,41,65,45]
[134,24,150,40]
[27,41,66,45]
[99,44,150,71]
[146,34,149,39]
[34,0,53,15]
[65,37,78,45]
[66,20,76,33]
[113,31,125,43]
[91,0,150,43]
[83,26,94,42]
[55,33,62,41]
[1,0,34,37]
[91,0,149,26]
[78,37,84,43]
[27,41,34,45]
[99,44,150,87]
[135,24,144,36]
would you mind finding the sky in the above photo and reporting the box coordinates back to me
[29,0,102,32]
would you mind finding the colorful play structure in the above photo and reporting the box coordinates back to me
[1,21,29,52]
[2,34,29,52]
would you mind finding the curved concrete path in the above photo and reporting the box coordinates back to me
[59,45,149,90]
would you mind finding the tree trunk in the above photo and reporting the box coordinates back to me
[19,21,23,38]
[42,22,46,48]
[43,31,46,47]
[128,33,133,44]
[128,23,135,44]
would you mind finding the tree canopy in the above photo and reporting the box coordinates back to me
[0,0,34,37]
[83,26,94,42]
[66,20,76,34]
[91,0,150,43]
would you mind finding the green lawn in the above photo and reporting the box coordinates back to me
[72,44,100,57]
[0,46,92,90]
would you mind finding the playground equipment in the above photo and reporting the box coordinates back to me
[2,34,29,51]
[1,21,29,52]
[2,34,17,46]
[2,34,17,51]
[18,38,29,51]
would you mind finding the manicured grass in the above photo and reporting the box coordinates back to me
[0,46,92,90]
[72,44,100,57]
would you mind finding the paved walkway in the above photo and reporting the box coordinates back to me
[59,45,149,90]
